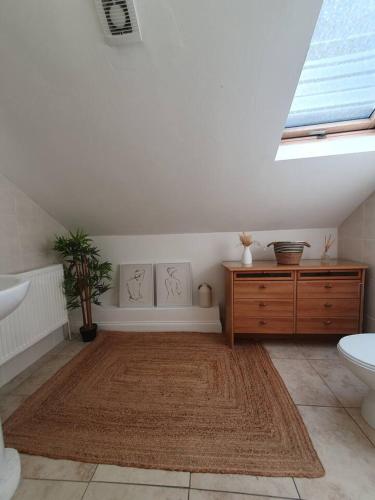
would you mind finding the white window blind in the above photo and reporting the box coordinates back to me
[286,0,375,129]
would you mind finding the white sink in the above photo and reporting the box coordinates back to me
[0,274,30,500]
[0,276,30,321]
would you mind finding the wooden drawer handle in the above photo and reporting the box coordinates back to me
[324,284,333,289]
[323,320,332,326]
[324,303,333,308]
[259,284,266,289]
[259,320,267,325]
[259,302,267,307]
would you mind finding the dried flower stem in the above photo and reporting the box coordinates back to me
[239,232,253,247]
[324,234,335,253]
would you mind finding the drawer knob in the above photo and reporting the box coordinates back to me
[259,302,267,307]
[325,283,333,289]
[259,284,266,289]
[324,320,332,326]
[324,303,333,308]
[259,320,267,325]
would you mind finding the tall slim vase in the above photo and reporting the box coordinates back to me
[0,419,21,500]
[241,246,253,266]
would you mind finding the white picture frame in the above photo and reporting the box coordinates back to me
[155,262,193,307]
[119,263,154,308]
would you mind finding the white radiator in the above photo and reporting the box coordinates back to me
[0,264,68,365]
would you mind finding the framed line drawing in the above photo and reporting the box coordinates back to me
[119,263,154,308]
[155,262,192,307]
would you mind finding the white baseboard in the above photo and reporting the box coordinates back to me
[70,305,222,333]
[72,321,221,333]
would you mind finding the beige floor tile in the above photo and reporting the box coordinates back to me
[31,351,66,369]
[93,464,189,487]
[295,406,375,500]
[0,348,69,397]
[297,342,339,360]
[12,354,71,395]
[13,479,87,500]
[262,341,304,359]
[190,473,297,497]
[0,364,37,396]
[12,370,55,396]
[51,339,87,357]
[190,490,287,500]
[36,353,73,372]
[48,339,71,355]
[310,359,369,407]
[21,454,97,481]
[83,482,188,500]
[0,393,26,420]
[346,408,375,446]
[30,350,60,371]
[272,359,339,406]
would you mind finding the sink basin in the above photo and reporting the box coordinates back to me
[0,276,30,321]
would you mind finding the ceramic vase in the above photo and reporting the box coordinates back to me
[241,246,253,266]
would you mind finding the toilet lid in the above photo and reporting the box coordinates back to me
[338,334,375,369]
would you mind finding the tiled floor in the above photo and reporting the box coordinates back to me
[1,337,375,500]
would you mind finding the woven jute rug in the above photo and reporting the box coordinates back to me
[4,332,324,477]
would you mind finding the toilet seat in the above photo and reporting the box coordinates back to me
[338,334,375,371]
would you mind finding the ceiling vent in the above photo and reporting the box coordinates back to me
[94,0,142,44]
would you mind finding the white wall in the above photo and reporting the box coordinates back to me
[338,192,375,332]
[92,228,337,308]
[0,172,66,273]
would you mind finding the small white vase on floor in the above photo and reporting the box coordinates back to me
[241,246,253,266]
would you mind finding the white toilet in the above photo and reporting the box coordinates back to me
[338,334,375,428]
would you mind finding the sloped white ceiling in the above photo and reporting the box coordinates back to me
[0,0,374,235]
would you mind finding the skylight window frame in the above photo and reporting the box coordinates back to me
[281,0,375,143]
[282,110,375,141]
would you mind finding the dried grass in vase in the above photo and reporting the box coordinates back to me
[324,234,335,253]
[321,233,335,262]
[239,232,253,247]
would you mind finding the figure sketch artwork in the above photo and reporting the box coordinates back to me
[119,264,154,308]
[156,262,192,307]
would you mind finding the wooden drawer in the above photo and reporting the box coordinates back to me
[296,318,358,334]
[234,281,294,299]
[298,280,360,299]
[234,299,293,318]
[234,317,294,334]
[297,298,360,317]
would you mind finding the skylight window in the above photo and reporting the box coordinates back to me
[284,0,375,139]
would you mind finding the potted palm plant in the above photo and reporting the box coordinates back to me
[54,229,112,342]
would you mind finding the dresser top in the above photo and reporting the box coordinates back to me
[222,259,368,271]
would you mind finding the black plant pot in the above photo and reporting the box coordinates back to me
[80,323,98,342]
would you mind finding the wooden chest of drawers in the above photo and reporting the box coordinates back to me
[223,260,367,347]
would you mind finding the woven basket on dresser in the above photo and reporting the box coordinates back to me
[267,241,311,265]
